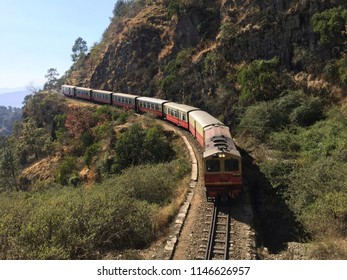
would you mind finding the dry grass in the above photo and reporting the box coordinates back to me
[152,175,190,234]
[307,237,347,260]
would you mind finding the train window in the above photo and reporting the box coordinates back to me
[182,114,186,121]
[225,159,239,171]
[155,104,159,111]
[151,103,155,109]
[206,160,220,172]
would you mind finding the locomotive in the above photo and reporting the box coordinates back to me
[61,85,242,200]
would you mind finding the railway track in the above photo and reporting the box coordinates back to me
[198,201,232,260]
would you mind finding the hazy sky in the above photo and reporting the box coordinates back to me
[0,0,116,89]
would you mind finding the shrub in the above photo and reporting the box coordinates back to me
[57,156,77,185]
[311,7,347,48]
[84,143,100,167]
[115,123,174,171]
[289,98,324,127]
[237,57,280,105]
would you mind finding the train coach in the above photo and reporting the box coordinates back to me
[61,84,243,201]
[163,102,199,130]
[75,87,92,101]
[61,85,75,97]
[112,92,139,110]
[188,110,223,147]
[92,89,112,105]
[137,97,168,118]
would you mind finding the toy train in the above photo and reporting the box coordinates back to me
[61,85,242,200]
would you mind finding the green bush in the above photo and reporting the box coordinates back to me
[115,123,173,172]
[289,98,324,127]
[239,91,326,140]
[84,143,100,167]
[0,178,160,259]
[57,156,77,185]
[311,7,347,48]
[237,57,280,105]
[262,107,347,239]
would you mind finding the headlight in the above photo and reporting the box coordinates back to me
[218,153,226,158]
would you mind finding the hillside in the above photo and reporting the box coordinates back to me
[0,92,192,259]
[62,0,347,259]
[1,0,346,260]
[65,0,346,117]
[0,106,22,136]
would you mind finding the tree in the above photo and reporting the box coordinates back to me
[16,118,52,163]
[65,107,95,138]
[0,136,20,191]
[71,37,88,62]
[311,7,347,52]
[44,68,60,90]
[237,57,280,105]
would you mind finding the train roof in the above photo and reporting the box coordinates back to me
[137,96,169,104]
[62,85,75,88]
[203,145,241,158]
[164,102,200,113]
[92,89,113,95]
[189,110,223,129]
[203,125,240,158]
[112,92,139,98]
[75,86,92,91]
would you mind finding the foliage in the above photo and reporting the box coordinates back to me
[71,37,88,62]
[239,91,325,140]
[65,106,96,138]
[260,107,347,239]
[289,97,324,127]
[0,137,20,191]
[22,92,66,131]
[15,118,53,164]
[43,68,60,90]
[0,106,22,136]
[311,7,347,51]
[57,156,77,186]
[237,57,280,105]
[114,123,173,172]
[218,22,237,44]
[0,160,187,259]
[112,0,149,20]
[157,49,192,100]
[84,143,100,167]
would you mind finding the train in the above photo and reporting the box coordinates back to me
[61,85,242,200]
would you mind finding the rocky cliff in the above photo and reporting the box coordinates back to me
[65,0,346,120]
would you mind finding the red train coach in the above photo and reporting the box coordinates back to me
[137,97,168,117]
[188,110,223,147]
[75,87,92,101]
[91,89,112,105]
[112,92,139,110]
[61,85,75,97]
[163,102,200,129]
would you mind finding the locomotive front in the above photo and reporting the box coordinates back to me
[203,125,242,200]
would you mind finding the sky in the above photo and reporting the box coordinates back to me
[0,0,116,90]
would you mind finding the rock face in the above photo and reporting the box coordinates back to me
[66,0,344,104]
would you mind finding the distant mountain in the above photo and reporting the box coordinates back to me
[0,90,30,108]
[0,87,27,94]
